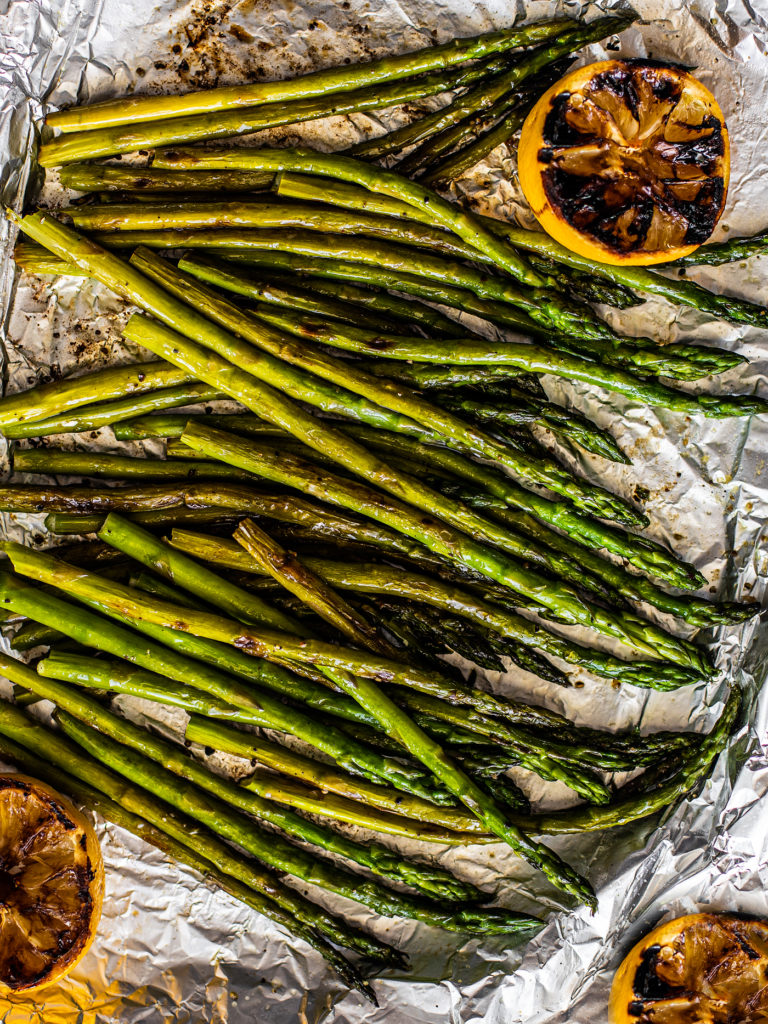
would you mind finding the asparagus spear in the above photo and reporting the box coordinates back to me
[392,23,608,172]
[270,172,768,330]
[113,413,282,441]
[42,52,545,165]
[184,713,489,830]
[436,391,628,463]
[12,448,256,482]
[33,654,478,837]
[0,714,381,993]
[48,20,577,131]
[234,518,392,655]
[131,249,637,524]
[673,232,768,267]
[73,201,502,264]
[357,362,544,391]
[0,571,444,800]
[194,526,595,904]
[145,258,413,335]
[342,432,703,591]
[60,165,277,193]
[104,228,563,323]
[148,146,591,296]
[177,422,707,670]
[232,264,469,337]
[89,518,588,718]
[196,270,735,383]
[348,427,750,628]
[1,382,225,440]
[0,539,559,745]
[0,674,397,967]
[229,521,598,793]
[11,215,645,541]
[349,19,623,159]
[55,694,544,930]
[0,359,194,429]
[37,668,477,903]
[423,93,533,184]
[5,547,596,886]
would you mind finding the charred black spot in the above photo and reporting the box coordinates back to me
[627,1000,645,1016]
[680,177,724,243]
[542,93,583,147]
[632,944,674,1001]
[591,65,641,120]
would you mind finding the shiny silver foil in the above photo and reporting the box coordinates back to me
[0,0,767,1019]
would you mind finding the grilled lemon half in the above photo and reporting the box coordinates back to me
[518,60,729,265]
[0,774,103,993]
[609,912,768,1023]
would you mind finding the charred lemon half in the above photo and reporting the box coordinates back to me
[518,60,729,265]
[609,912,768,1023]
[0,774,103,993]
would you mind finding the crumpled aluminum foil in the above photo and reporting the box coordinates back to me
[0,0,767,1019]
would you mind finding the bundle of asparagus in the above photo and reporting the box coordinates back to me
[0,9,759,997]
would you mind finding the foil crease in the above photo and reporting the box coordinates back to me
[1,0,767,1020]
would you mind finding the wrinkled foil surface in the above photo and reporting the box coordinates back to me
[1,0,768,1020]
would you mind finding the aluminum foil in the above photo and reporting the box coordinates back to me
[1,0,768,1019]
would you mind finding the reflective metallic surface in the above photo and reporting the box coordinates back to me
[0,0,767,1019]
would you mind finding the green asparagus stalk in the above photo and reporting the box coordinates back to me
[147,146,590,296]
[349,426,749,628]
[392,24,608,172]
[131,249,637,524]
[112,413,281,441]
[183,713,488,832]
[0,547,595,905]
[49,20,577,131]
[173,533,595,903]
[436,392,628,463]
[1,382,225,440]
[234,518,392,655]
[270,172,768,330]
[55,695,544,930]
[177,421,707,670]
[32,654,478,837]
[172,528,679,689]
[60,165,277,193]
[11,215,645,553]
[673,232,768,267]
[0,673,398,965]
[0,359,194,429]
[0,571,444,800]
[197,265,421,335]
[423,94,531,184]
[357,362,543,391]
[72,201,498,263]
[244,265,468,337]
[0,711,382,992]
[347,19,618,159]
[228,528,607,804]
[196,255,764,415]
[205,273,736,383]
[89,518,584,719]
[97,512,299,633]
[105,227,545,319]
[34,670,478,904]
[344,432,704,592]
[12,448,255,482]
[42,54,539,164]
